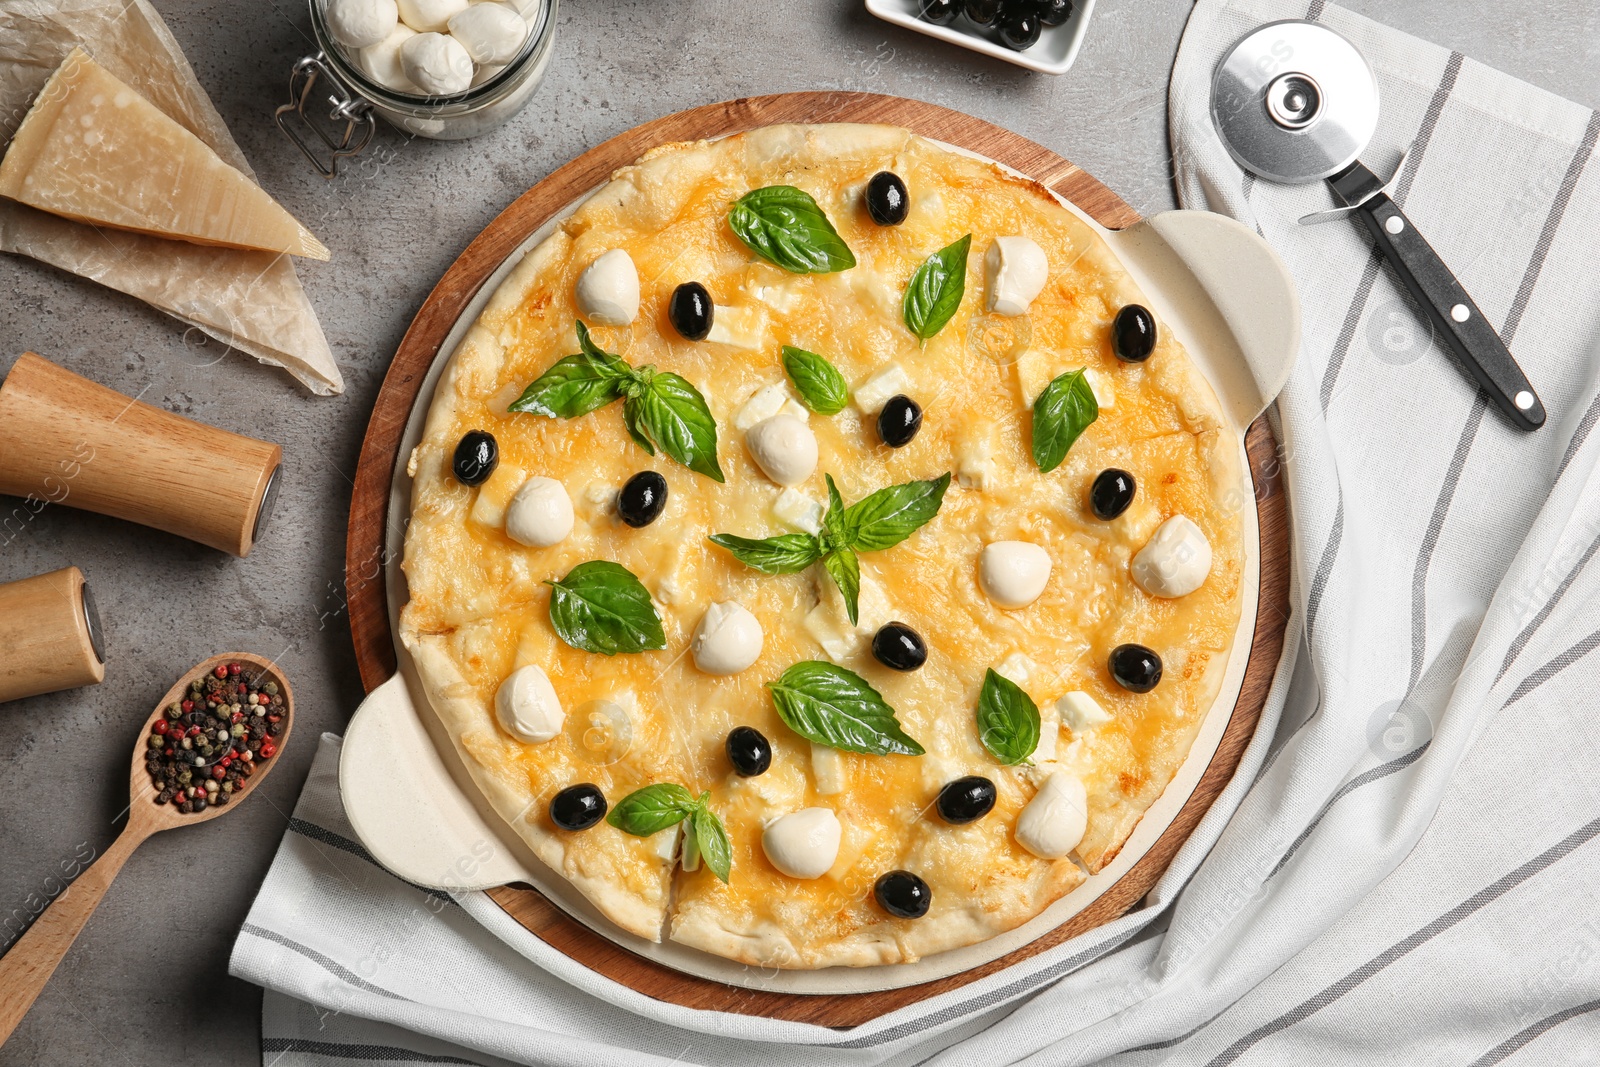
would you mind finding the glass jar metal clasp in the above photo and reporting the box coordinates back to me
[274,54,376,178]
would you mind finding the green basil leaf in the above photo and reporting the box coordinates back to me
[574,319,612,361]
[509,324,723,481]
[1031,368,1099,473]
[822,473,848,549]
[690,804,732,883]
[507,336,630,417]
[842,472,951,552]
[620,393,657,456]
[626,370,724,482]
[545,560,666,655]
[606,783,697,836]
[822,546,861,627]
[681,814,702,871]
[902,234,971,340]
[728,186,856,275]
[709,532,825,573]
[782,346,850,415]
[976,668,1040,766]
[767,661,924,756]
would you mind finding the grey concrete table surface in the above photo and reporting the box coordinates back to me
[0,1,1595,1062]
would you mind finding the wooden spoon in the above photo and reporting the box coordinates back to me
[0,652,293,1044]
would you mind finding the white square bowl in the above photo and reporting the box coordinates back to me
[864,0,1097,75]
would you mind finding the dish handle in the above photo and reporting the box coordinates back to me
[340,673,535,892]
[1113,211,1300,428]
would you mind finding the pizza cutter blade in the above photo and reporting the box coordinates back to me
[1210,20,1545,431]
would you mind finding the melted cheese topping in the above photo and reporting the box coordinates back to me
[401,125,1243,967]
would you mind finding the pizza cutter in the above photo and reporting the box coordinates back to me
[1210,20,1545,431]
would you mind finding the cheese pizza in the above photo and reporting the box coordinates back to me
[399,123,1245,968]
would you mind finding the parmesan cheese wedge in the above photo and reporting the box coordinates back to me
[0,49,329,261]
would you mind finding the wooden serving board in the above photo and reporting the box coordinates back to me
[345,91,1291,1028]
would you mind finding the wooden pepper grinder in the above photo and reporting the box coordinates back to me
[0,353,281,557]
[0,567,106,704]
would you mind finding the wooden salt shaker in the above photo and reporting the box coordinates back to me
[0,353,282,557]
[0,567,106,704]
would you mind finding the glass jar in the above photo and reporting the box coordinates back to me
[276,0,558,175]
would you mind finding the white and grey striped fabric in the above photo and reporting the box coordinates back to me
[230,1,1600,1062]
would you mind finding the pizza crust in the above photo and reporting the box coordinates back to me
[399,123,1246,968]
[668,828,1088,968]
[403,633,674,941]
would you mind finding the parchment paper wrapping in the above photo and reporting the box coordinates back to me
[0,0,344,395]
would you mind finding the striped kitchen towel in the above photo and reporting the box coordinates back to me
[230,1,1600,1062]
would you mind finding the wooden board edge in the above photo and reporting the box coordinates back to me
[343,90,1287,1028]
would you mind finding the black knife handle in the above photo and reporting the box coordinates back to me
[1355,194,1545,431]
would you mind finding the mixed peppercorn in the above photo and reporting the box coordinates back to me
[144,662,283,813]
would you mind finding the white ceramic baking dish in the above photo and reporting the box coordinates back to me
[337,139,1298,996]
